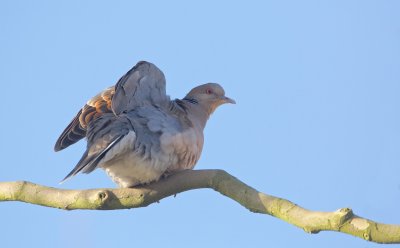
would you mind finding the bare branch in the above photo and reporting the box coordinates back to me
[0,169,398,244]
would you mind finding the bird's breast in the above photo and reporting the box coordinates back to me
[160,127,204,172]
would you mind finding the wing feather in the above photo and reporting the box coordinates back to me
[111,61,169,115]
[55,61,169,153]
[54,109,86,151]
[54,87,114,151]
[60,134,125,183]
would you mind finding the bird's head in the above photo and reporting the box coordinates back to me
[184,83,235,116]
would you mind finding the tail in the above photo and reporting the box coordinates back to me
[59,135,125,184]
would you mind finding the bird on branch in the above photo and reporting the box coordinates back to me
[54,61,235,187]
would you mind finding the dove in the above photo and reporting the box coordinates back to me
[55,61,235,188]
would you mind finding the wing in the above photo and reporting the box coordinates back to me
[54,86,115,151]
[111,61,170,115]
[55,61,168,152]
[61,113,131,183]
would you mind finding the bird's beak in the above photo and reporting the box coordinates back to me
[222,96,236,104]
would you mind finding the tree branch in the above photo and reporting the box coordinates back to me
[0,169,398,244]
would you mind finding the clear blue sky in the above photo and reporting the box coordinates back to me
[1,1,399,247]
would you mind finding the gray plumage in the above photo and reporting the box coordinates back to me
[56,61,235,187]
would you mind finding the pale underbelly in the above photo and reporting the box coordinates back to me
[96,129,203,188]
[100,151,172,188]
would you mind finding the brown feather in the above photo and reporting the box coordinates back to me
[54,87,115,151]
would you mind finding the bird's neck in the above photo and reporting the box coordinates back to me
[179,98,211,130]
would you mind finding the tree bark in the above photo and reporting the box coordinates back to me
[0,169,398,244]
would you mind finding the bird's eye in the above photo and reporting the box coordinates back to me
[206,89,213,94]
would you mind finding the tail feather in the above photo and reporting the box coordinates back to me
[60,135,125,184]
